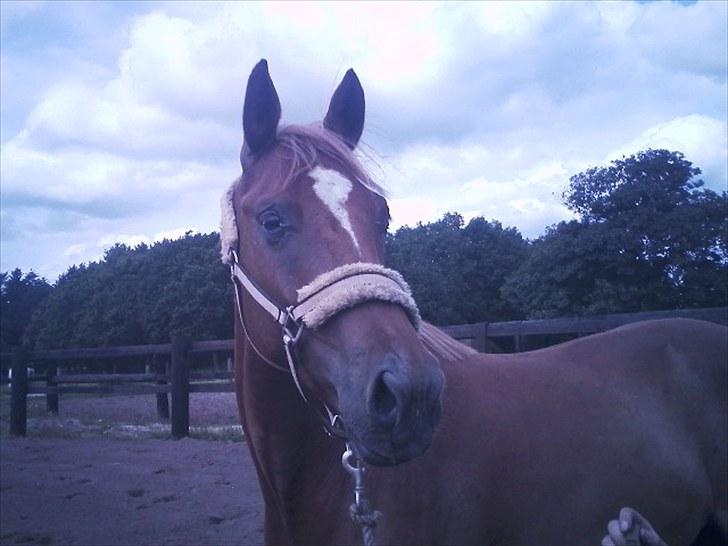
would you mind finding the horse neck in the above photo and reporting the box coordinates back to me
[235,333,351,542]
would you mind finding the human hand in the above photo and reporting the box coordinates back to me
[601,507,667,546]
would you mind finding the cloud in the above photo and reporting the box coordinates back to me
[0,1,46,32]
[96,233,151,248]
[631,1,727,81]
[1,1,726,280]
[63,243,87,257]
[607,115,728,191]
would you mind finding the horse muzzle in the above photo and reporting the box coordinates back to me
[346,351,445,467]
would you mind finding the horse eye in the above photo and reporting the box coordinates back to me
[259,212,283,233]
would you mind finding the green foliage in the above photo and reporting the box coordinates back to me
[501,221,670,317]
[387,213,527,324]
[505,149,728,318]
[25,233,232,350]
[1,269,52,349]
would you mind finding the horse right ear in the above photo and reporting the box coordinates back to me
[243,59,281,155]
[324,69,365,149]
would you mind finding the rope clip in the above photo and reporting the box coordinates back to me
[342,445,365,507]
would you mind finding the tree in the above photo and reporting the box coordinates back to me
[504,149,727,318]
[1,269,52,349]
[24,233,233,350]
[387,213,527,324]
[501,220,672,318]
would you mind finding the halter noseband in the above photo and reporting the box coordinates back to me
[229,250,421,438]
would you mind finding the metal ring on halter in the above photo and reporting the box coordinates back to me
[281,306,304,346]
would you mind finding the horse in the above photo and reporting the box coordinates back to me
[221,59,727,545]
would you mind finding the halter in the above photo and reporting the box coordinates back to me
[228,250,421,438]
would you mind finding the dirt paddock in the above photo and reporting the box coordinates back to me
[0,393,265,545]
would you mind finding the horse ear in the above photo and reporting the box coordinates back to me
[243,59,281,155]
[324,69,365,149]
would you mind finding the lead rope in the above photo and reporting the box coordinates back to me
[342,445,382,546]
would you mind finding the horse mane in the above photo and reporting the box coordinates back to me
[419,322,477,361]
[220,123,386,264]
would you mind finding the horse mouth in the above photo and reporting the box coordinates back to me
[350,441,417,467]
[347,422,437,467]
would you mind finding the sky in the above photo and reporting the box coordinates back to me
[1,0,726,281]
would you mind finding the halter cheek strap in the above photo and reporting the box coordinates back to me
[229,251,421,438]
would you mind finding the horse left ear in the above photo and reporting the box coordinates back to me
[324,69,365,149]
[243,59,281,156]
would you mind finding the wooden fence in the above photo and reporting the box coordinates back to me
[5,337,233,439]
[438,306,728,352]
[4,307,726,438]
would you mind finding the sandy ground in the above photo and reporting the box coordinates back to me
[0,393,265,546]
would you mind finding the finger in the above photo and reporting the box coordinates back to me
[640,527,666,546]
[619,507,636,533]
[602,535,616,546]
[608,520,628,546]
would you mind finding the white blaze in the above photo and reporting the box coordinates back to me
[310,166,361,254]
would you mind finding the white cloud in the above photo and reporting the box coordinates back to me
[0,1,45,31]
[97,233,151,248]
[154,227,197,241]
[63,243,87,257]
[607,115,728,191]
[1,1,726,279]
[631,1,727,80]
[389,197,440,229]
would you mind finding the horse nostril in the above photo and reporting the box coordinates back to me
[370,372,398,427]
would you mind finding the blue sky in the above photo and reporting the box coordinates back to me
[1,0,726,281]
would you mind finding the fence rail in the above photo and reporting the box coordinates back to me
[439,306,728,352]
[4,307,726,438]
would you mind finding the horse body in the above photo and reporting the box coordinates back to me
[381,318,726,546]
[226,60,727,545]
[236,317,726,545]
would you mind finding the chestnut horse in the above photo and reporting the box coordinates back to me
[222,60,727,545]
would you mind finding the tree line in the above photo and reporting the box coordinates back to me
[2,149,726,351]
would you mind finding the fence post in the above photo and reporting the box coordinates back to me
[514,334,523,353]
[10,347,28,436]
[156,357,170,422]
[475,322,489,353]
[171,335,190,438]
[46,365,59,415]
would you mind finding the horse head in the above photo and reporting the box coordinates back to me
[222,60,444,466]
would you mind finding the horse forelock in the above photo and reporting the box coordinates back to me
[268,124,386,197]
[221,123,386,264]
